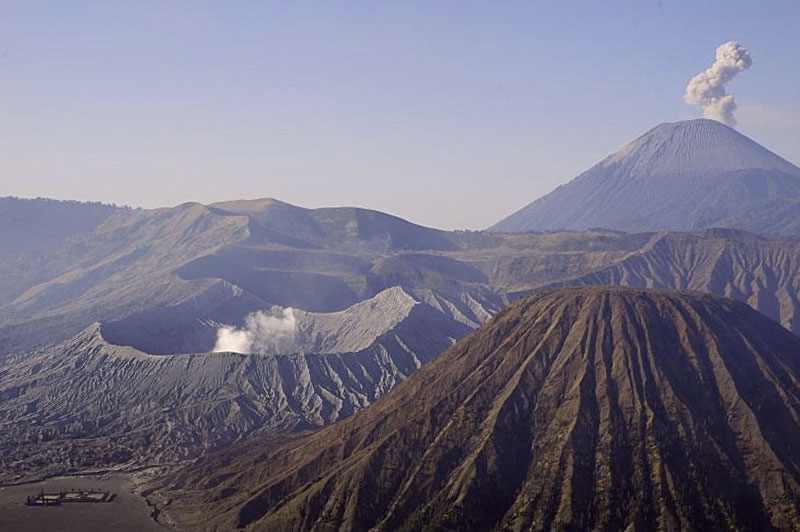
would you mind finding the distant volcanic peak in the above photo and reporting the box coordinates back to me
[490,118,800,233]
[604,118,800,177]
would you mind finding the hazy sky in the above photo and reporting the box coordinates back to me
[2,1,799,229]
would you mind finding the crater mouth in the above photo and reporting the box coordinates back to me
[101,286,420,356]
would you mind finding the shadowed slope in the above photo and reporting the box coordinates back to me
[156,287,800,531]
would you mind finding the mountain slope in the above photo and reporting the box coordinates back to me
[0,288,470,483]
[154,287,800,531]
[0,197,122,258]
[533,229,800,333]
[0,197,122,302]
[491,119,800,234]
[0,202,252,356]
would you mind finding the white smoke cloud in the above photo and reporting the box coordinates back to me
[213,308,297,354]
[684,41,752,127]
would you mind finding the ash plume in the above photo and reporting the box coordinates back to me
[213,307,297,354]
[684,41,752,127]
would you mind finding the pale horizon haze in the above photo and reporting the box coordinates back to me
[2,1,799,229]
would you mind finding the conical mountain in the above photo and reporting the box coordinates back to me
[491,119,800,234]
[154,287,800,531]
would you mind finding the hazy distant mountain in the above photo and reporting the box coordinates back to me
[210,198,465,252]
[0,201,252,356]
[6,195,800,362]
[0,197,121,256]
[0,198,499,357]
[0,287,470,483]
[491,119,800,234]
[152,288,800,531]
[0,197,122,302]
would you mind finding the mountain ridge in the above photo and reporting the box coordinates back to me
[7,194,800,360]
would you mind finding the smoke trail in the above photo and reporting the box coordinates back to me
[213,308,297,354]
[684,41,752,127]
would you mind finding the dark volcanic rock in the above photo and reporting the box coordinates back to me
[156,287,800,531]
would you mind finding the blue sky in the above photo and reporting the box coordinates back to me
[2,1,799,228]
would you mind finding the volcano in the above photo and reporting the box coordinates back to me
[154,287,800,531]
[491,119,800,235]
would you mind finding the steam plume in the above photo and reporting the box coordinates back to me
[684,41,752,127]
[213,308,297,354]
